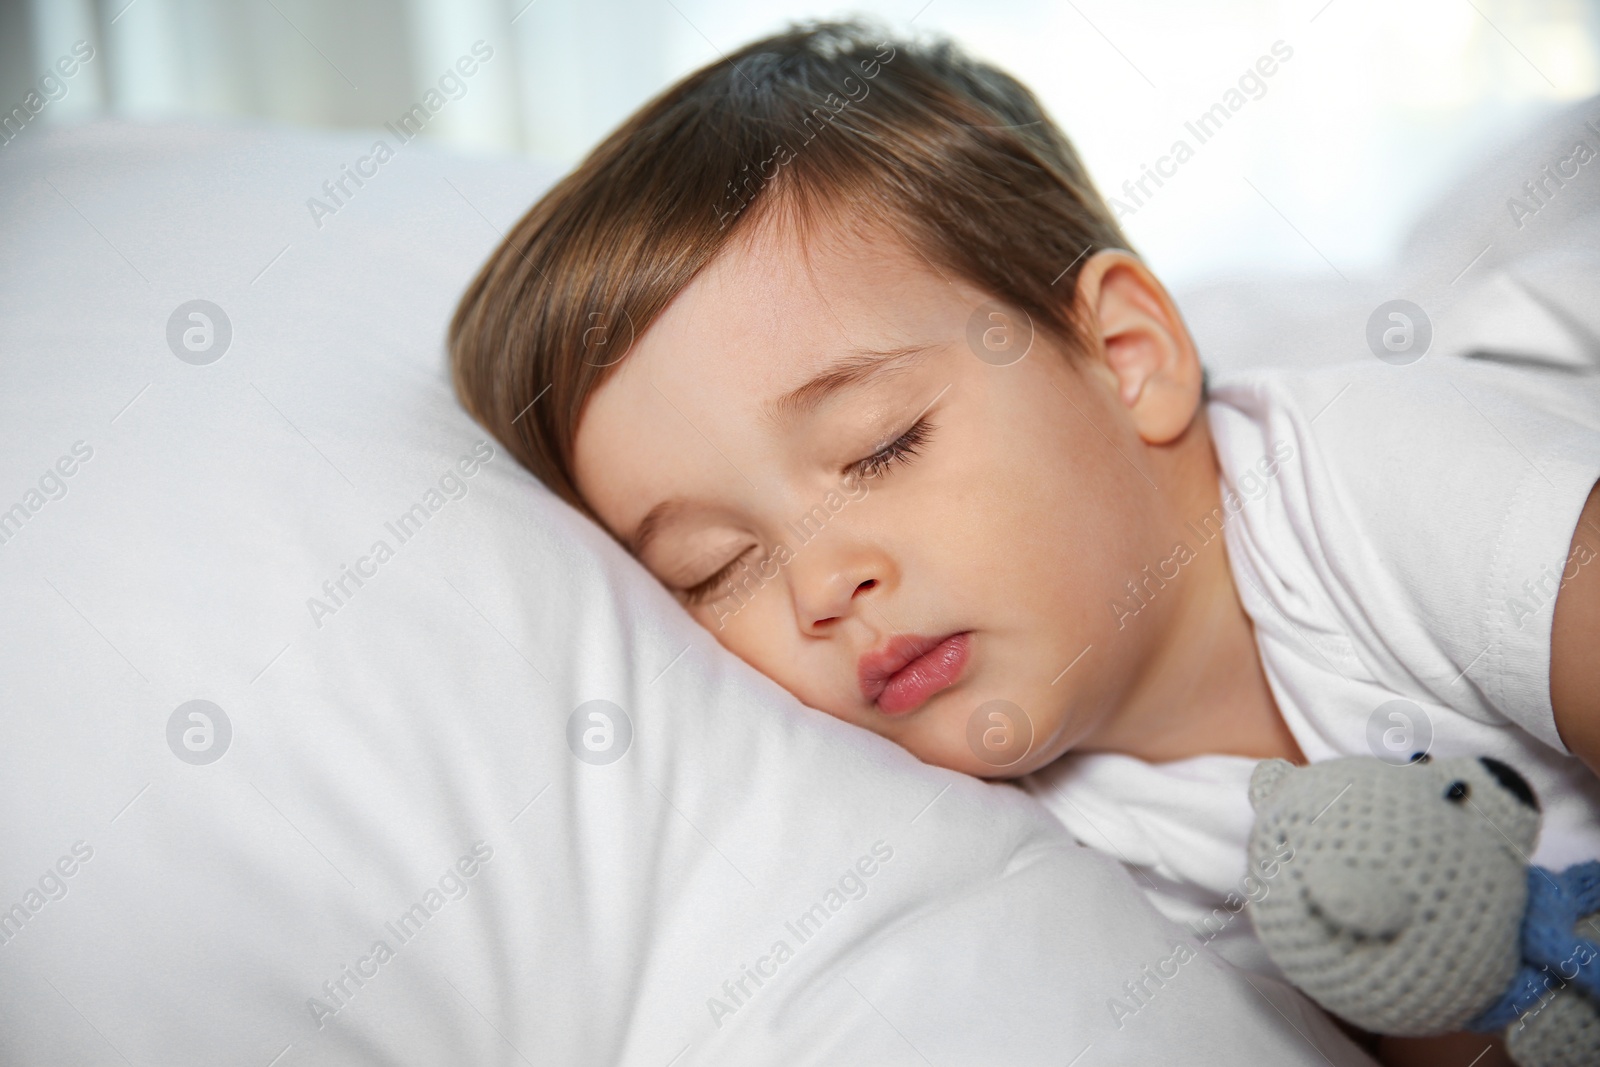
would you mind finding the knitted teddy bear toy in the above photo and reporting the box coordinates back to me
[1246,753,1600,1066]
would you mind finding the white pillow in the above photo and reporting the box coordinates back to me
[1176,95,1600,380]
[0,121,1371,1066]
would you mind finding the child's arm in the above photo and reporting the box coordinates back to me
[1375,1031,1511,1067]
[1552,479,1600,776]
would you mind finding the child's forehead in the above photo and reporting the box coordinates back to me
[674,210,970,356]
[572,213,979,522]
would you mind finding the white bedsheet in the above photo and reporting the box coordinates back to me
[0,121,1370,1066]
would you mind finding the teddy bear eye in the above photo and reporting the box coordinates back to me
[1445,781,1470,803]
[1408,751,1431,764]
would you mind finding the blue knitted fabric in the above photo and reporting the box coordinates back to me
[1470,862,1600,1032]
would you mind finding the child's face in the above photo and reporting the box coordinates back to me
[573,215,1199,777]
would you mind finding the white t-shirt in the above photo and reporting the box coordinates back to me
[1024,356,1600,971]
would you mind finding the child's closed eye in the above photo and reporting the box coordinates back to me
[682,547,756,605]
[848,416,935,480]
[678,417,937,605]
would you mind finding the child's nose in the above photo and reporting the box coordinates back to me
[794,566,885,634]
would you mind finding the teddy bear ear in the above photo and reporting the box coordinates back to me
[1249,759,1296,811]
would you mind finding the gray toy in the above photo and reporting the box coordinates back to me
[1247,753,1600,1066]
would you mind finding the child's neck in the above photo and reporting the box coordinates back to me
[1081,419,1305,766]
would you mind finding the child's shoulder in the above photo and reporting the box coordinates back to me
[1205,357,1600,756]
[1209,356,1600,441]
[1206,357,1600,503]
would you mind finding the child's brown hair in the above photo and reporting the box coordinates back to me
[449,20,1131,519]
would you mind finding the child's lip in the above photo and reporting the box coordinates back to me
[858,631,971,715]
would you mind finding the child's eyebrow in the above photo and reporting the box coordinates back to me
[762,343,937,430]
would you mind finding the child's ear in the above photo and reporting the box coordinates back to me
[1073,250,1203,445]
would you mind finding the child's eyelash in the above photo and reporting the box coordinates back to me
[680,418,934,607]
[851,417,934,480]
[682,548,754,605]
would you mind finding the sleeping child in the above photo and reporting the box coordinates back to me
[448,21,1600,1064]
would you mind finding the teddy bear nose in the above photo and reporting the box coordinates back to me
[1479,757,1539,811]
